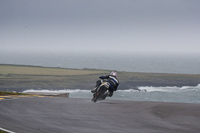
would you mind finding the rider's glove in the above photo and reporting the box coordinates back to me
[99,76,104,79]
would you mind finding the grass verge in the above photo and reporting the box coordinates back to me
[0,91,28,96]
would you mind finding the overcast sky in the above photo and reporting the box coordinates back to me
[1,0,200,54]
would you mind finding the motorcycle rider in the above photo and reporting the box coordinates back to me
[91,71,119,98]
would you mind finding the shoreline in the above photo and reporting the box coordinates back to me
[1,64,200,92]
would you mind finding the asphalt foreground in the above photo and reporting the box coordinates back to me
[0,97,200,133]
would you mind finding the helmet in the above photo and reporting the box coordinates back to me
[110,71,117,77]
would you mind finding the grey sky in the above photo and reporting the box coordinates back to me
[1,0,200,54]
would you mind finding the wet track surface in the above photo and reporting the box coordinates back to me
[0,97,200,133]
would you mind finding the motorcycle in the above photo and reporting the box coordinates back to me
[91,81,110,102]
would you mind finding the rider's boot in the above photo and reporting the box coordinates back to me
[91,80,102,93]
[91,87,97,93]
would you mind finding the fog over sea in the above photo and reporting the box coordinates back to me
[1,51,200,74]
[1,51,200,103]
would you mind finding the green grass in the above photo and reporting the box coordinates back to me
[0,64,107,76]
[0,130,6,133]
[0,64,200,90]
[0,64,110,90]
[0,91,29,96]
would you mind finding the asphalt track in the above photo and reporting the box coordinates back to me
[0,97,200,133]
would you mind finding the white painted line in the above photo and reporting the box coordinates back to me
[0,127,16,133]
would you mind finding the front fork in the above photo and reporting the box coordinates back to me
[94,82,110,99]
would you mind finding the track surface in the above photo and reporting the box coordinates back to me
[0,97,200,133]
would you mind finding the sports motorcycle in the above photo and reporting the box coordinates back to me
[91,81,110,102]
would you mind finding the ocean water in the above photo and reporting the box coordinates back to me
[1,51,200,74]
[23,84,200,103]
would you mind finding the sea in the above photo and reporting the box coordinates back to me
[1,51,200,103]
[23,84,200,103]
